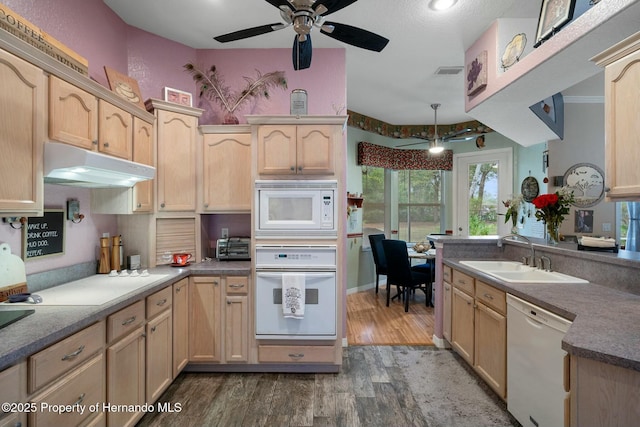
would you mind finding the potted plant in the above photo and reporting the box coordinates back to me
[184,63,287,124]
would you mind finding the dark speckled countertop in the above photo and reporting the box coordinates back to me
[0,260,251,371]
[446,259,640,372]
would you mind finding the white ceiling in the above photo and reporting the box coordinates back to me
[103,0,543,126]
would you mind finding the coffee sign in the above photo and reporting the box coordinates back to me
[24,210,65,259]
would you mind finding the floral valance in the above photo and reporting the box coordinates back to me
[357,141,453,171]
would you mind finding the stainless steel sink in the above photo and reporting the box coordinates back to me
[459,260,588,284]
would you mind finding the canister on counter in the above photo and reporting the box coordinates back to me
[290,89,307,115]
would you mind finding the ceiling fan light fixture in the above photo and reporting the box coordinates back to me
[429,0,458,11]
[429,142,445,154]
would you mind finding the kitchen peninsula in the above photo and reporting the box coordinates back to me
[431,235,640,427]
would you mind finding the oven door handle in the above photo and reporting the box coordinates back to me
[256,271,335,278]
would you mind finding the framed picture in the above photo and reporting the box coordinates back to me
[575,209,594,233]
[104,66,145,109]
[164,87,193,107]
[529,92,564,140]
[563,163,605,208]
[534,0,577,47]
[466,50,487,97]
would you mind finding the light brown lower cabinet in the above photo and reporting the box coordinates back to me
[146,308,173,403]
[451,286,474,364]
[474,301,506,398]
[172,278,189,377]
[0,362,27,427]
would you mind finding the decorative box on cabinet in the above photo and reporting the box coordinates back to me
[200,126,252,212]
[592,31,640,201]
[0,48,45,215]
[146,99,203,212]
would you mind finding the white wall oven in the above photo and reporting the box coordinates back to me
[255,245,336,339]
[255,180,337,238]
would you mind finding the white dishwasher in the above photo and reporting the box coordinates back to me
[507,294,572,427]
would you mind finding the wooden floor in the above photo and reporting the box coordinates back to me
[347,285,434,346]
[137,346,431,427]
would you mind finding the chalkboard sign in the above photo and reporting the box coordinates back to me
[23,209,65,259]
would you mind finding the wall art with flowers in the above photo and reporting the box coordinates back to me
[466,50,488,97]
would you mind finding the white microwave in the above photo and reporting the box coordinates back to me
[255,180,337,237]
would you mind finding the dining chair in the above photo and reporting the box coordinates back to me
[382,239,432,312]
[368,233,387,294]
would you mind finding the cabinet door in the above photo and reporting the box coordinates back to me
[257,125,297,175]
[202,133,251,212]
[146,309,172,403]
[106,327,145,427]
[172,278,189,378]
[296,125,335,175]
[156,110,197,211]
[451,287,474,365]
[474,301,506,399]
[0,49,44,215]
[604,47,640,200]
[98,100,132,160]
[443,281,452,342]
[189,276,222,362]
[49,76,97,150]
[225,295,248,363]
[132,117,154,212]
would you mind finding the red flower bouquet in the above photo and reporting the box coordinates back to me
[532,188,574,244]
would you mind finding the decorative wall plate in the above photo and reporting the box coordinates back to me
[501,33,527,70]
[563,163,605,208]
[521,176,540,202]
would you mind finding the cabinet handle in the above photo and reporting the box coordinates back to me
[122,316,137,326]
[176,287,181,293]
[227,300,231,305]
[457,279,466,285]
[290,166,295,171]
[204,203,209,208]
[137,203,142,208]
[213,281,219,286]
[298,166,303,171]
[92,140,98,145]
[160,202,165,208]
[61,345,85,361]
[156,298,167,306]
[103,142,109,148]
[72,393,86,406]
[288,353,304,359]
[151,326,157,333]
[483,293,494,300]
[604,186,610,193]
[229,283,245,288]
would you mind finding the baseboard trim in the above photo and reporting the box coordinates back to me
[342,337,348,347]
[432,334,450,349]
[346,280,385,295]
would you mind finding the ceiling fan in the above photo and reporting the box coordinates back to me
[213,0,389,70]
[397,104,484,153]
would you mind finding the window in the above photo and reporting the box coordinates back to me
[362,166,385,233]
[398,169,443,242]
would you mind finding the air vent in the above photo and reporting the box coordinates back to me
[434,66,463,75]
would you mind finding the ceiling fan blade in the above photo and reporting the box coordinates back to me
[214,23,286,43]
[320,22,389,52]
[292,34,312,70]
[264,0,294,11]
[396,139,431,148]
[313,0,358,16]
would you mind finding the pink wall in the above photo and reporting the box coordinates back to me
[0,0,347,274]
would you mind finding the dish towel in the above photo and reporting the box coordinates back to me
[580,236,617,248]
[282,273,305,319]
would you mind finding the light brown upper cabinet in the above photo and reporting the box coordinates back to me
[49,75,98,150]
[257,124,335,175]
[593,31,640,201]
[98,99,133,160]
[201,128,252,212]
[0,49,45,216]
[132,117,154,212]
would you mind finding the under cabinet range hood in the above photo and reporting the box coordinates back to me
[44,142,155,188]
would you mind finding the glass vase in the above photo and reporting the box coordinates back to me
[546,220,560,245]
[511,215,519,235]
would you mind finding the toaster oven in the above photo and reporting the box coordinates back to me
[216,237,250,261]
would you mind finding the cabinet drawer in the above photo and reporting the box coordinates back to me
[28,321,105,393]
[146,286,172,319]
[107,300,145,343]
[29,353,104,427]
[452,269,474,295]
[258,345,335,363]
[475,280,506,315]
[226,276,249,295]
[443,265,452,283]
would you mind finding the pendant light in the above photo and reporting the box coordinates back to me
[429,103,445,154]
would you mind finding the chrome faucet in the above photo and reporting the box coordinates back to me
[539,255,552,272]
[497,234,536,267]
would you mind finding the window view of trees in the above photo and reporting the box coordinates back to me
[362,167,443,242]
[468,161,499,235]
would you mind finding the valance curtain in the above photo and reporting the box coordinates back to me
[357,141,453,171]
[626,202,640,251]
